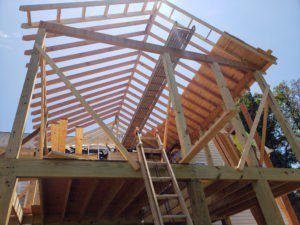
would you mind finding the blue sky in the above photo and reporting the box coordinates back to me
[0,0,299,133]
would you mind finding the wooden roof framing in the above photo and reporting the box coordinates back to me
[20,0,276,150]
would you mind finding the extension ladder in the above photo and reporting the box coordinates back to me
[135,129,193,225]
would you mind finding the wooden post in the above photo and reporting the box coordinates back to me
[163,95,171,150]
[58,119,68,153]
[254,71,300,160]
[187,179,212,225]
[0,28,46,225]
[35,44,139,170]
[240,104,300,225]
[75,127,84,155]
[211,62,285,225]
[162,53,192,157]
[39,54,47,159]
[51,123,59,151]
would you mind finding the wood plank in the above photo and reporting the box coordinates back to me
[254,71,300,160]
[35,44,139,170]
[0,28,46,225]
[5,28,46,158]
[39,21,255,71]
[58,119,68,153]
[75,127,83,155]
[61,179,72,222]
[187,180,212,225]
[211,62,285,224]
[1,159,300,181]
[50,123,59,151]
[96,180,126,219]
[240,103,300,225]
[78,180,99,220]
[20,0,155,11]
[236,87,269,170]
[180,109,238,163]
[162,53,192,156]
[252,180,285,225]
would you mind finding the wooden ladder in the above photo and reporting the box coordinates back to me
[135,129,193,225]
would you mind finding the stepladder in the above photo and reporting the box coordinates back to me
[135,128,193,225]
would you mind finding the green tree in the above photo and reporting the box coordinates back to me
[239,78,300,219]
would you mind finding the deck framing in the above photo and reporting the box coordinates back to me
[1,1,299,225]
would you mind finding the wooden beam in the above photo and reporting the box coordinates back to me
[236,87,269,170]
[252,180,285,225]
[21,126,40,146]
[5,28,46,159]
[180,109,238,163]
[254,71,300,160]
[1,159,300,182]
[162,53,192,156]
[39,53,47,159]
[75,127,83,155]
[78,180,99,220]
[0,28,46,225]
[61,179,72,222]
[211,62,285,225]
[39,21,255,71]
[240,103,300,225]
[50,123,59,151]
[187,180,212,225]
[20,0,155,11]
[58,119,68,153]
[96,180,126,219]
[34,44,139,171]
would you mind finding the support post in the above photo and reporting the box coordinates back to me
[0,28,46,225]
[58,119,68,153]
[35,44,139,170]
[51,123,59,151]
[162,53,192,156]
[187,179,212,225]
[211,62,285,225]
[75,127,84,155]
[254,71,300,160]
[39,54,47,159]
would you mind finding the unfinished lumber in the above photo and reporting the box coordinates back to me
[180,109,238,163]
[34,44,139,170]
[211,62,285,225]
[39,21,255,71]
[163,53,192,157]
[240,103,299,225]
[254,71,300,160]
[75,127,83,155]
[0,28,46,225]
[50,123,59,151]
[236,87,269,170]
[187,180,212,225]
[58,119,68,153]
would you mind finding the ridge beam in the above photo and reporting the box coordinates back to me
[39,21,255,71]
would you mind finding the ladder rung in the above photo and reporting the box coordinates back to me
[144,148,161,154]
[147,161,167,166]
[151,177,172,182]
[156,194,178,200]
[162,214,186,220]
[141,136,157,141]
